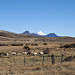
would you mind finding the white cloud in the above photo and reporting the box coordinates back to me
[37,31,47,35]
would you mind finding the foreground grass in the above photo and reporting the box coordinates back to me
[0,41,75,75]
[0,55,75,75]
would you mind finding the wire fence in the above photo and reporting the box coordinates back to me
[0,54,74,75]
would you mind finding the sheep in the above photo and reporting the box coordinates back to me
[27,52,32,55]
[0,52,8,56]
[37,52,44,56]
[11,52,16,55]
[33,52,38,55]
[39,52,44,55]
[6,53,9,56]
[22,52,28,55]
[29,51,34,56]
[27,51,38,56]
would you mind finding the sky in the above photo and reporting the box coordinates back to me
[0,0,75,37]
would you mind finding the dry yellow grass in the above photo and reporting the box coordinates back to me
[0,40,75,75]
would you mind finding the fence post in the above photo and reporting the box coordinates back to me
[24,56,25,66]
[61,54,64,63]
[51,54,55,64]
[1,57,4,75]
[13,57,16,75]
[42,56,44,65]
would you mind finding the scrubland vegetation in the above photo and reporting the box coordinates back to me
[0,40,75,75]
[0,31,75,75]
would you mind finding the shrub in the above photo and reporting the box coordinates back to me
[43,40,45,42]
[43,48,49,54]
[64,56,73,61]
[23,45,30,51]
[31,43,38,46]
[70,43,75,48]
[10,43,23,46]
[43,43,47,45]
[74,55,75,59]
[34,66,41,70]
[60,43,75,48]
[0,43,9,46]
[25,43,30,45]
[64,44,70,48]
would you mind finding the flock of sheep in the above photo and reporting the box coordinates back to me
[22,51,44,56]
[0,51,45,56]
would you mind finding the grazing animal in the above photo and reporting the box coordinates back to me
[6,53,9,56]
[33,52,38,55]
[27,52,31,55]
[27,51,38,56]
[38,52,44,55]
[22,52,28,55]
[11,52,16,55]
[0,52,8,56]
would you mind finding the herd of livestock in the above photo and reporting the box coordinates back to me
[0,51,45,56]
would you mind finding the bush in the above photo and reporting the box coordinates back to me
[64,56,73,61]
[43,43,47,45]
[31,43,38,46]
[34,66,41,70]
[64,44,70,48]
[10,43,23,46]
[60,43,75,48]
[43,48,49,54]
[23,45,30,51]
[25,43,30,45]
[74,55,75,59]
[0,43,9,46]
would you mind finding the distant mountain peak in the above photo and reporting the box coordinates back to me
[24,31,29,33]
[46,33,59,37]
[22,31,59,37]
[37,31,47,35]
[22,31,30,34]
[22,31,39,36]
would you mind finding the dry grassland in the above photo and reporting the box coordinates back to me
[0,40,75,75]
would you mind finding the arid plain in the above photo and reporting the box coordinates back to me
[0,31,75,75]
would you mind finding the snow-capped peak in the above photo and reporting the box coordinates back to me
[37,31,47,35]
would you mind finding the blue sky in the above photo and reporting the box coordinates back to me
[0,0,75,37]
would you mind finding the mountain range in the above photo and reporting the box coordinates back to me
[0,30,75,42]
[22,31,59,37]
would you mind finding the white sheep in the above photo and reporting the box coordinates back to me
[38,52,44,55]
[11,52,16,55]
[6,53,9,56]
[22,52,28,55]
[33,52,38,55]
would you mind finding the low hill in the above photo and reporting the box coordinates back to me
[0,30,37,41]
[0,30,75,42]
[34,37,75,42]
